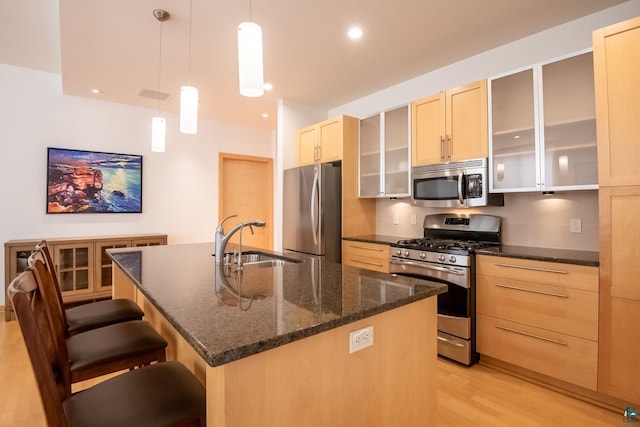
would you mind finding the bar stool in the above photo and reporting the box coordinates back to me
[8,269,206,427]
[29,255,169,383]
[35,240,144,336]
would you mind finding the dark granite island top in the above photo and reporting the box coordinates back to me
[108,242,445,426]
[107,242,447,368]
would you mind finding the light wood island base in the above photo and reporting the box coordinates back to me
[113,268,438,427]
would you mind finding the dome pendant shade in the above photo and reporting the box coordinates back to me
[238,22,264,97]
[151,116,166,152]
[180,85,199,134]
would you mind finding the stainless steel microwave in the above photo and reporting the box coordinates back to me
[411,158,504,208]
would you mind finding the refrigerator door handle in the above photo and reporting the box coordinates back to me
[310,167,320,245]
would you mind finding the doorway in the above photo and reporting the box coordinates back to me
[219,153,273,250]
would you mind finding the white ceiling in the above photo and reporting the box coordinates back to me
[1,0,627,130]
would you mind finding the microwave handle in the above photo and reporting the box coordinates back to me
[457,172,464,205]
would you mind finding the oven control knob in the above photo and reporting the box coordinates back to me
[419,252,427,259]
[395,249,402,256]
[403,250,410,257]
[438,254,446,262]
[449,256,457,263]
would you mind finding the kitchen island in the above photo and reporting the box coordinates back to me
[108,242,447,427]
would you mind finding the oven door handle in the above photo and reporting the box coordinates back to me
[390,260,465,276]
[437,336,465,347]
[458,172,465,205]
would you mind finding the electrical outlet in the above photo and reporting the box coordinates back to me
[393,214,399,225]
[570,218,582,233]
[349,326,374,353]
[410,214,417,225]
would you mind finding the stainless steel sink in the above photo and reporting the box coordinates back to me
[230,251,302,268]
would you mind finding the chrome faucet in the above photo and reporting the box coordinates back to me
[215,214,266,266]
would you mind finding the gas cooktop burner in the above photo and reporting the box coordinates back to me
[394,238,495,253]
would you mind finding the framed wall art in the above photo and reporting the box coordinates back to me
[46,147,143,214]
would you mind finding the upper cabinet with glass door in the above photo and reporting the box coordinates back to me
[489,50,598,192]
[359,105,411,198]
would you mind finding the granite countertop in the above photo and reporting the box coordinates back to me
[342,235,408,245]
[107,243,447,367]
[476,245,599,267]
[344,235,599,267]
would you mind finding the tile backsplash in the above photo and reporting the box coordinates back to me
[375,190,599,252]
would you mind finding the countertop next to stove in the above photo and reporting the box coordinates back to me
[476,245,599,267]
[342,235,411,245]
[342,236,599,267]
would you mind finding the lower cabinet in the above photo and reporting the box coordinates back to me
[342,241,390,273]
[476,255,599,390]
[4,234,167,320]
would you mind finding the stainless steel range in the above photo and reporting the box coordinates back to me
[389,213,501,365]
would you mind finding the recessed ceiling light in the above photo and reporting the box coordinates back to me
[263,82,273,91]
[91,88,103,94]
[347,26,363,40]
[261,113,269,118]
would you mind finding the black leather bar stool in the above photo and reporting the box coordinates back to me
[8,269,206,427]
[35,240,144,336]
[28,255,169,383]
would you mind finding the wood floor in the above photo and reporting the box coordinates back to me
[0,315,620,426]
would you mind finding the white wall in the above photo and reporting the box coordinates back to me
[0,64,274,307]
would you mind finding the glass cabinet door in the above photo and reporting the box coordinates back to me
[55,243,94,295]
[541,52,598,189]
[383,106,410,196]
[359,114,381,197]
[96,240,130,291]
[359,105,410,198]
[490,68,538,191]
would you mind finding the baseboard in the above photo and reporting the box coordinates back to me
[479,355,633,414]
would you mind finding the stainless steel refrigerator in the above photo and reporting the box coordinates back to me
[283,162,342,263]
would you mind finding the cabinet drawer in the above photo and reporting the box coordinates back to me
[477,314,598,390]
[476,255,598,292]
[342,241,389,273]
[477,274,598,340]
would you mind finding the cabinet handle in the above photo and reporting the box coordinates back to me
[349,258,384,268]
[494,263,568,275]
[440,136,445,162]
[495,283,568,299]
[437,336,465,347]
[495,325,567,346]
[351,245,383,252]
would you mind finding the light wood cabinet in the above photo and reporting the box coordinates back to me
[594,16,640,406]
[593,16,640,187]
[411,80,488,166]
[597,186,640,404]
[342,241,389,273]
[4,234,167,320]
[297,116,345,166]
[476,255,599,390]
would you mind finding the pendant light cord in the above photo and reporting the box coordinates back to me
[158,19,163,113]
[188,0,193,84]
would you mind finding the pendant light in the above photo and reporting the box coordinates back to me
[152,9,169,152]
[180,0,198,134]
[238,0,264,97]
